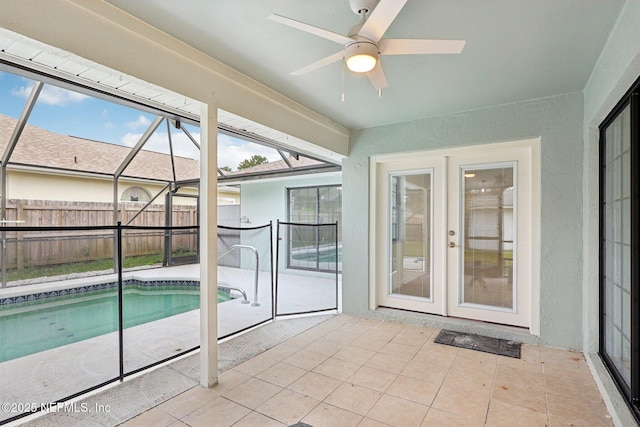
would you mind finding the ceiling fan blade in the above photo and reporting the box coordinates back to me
[367,61,388,90]
[379,39,466,55]
[268,14,353,45]
[291,51,344,76]
[358,0,408,42]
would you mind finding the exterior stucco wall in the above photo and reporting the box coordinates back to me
[343,92,583,350]
[6,170,198,204]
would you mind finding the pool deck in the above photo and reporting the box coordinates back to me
[0,264,339,425]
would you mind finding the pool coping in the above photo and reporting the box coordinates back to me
[0,271,200,306]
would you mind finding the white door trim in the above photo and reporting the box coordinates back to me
[369,138,541,335]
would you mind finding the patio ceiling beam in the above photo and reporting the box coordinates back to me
[114,115,164,179]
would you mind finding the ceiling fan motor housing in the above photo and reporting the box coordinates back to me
[349,0,379,15]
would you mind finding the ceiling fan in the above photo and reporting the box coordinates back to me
[268,0,465,91]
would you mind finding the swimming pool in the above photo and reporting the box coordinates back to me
[0,281,229,362]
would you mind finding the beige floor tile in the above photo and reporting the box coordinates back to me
[365,351,411,375]
[362,324,404,342]
[305,338,347,357]
[358,417,393,427]
[211,369,251,395]
[288,371,342,401]
[261,344,299,361]
[491,366,547,413]
[351,336,390,352]
[324,382,383,416]
[256,389,319,425]
[378,342,421,359]
[366,394,429,427]
[333,345,377,365]
[485,399,549,426]
[544,373,603,403]
[432,381,490,423]
[156,386,218,418]
[232,353,279,376]
[255,361,307,387]
[181,397,250,427]
[547,392,613,426]
[302,402,364,427]
[391,325,436,347]
[445,362,495,391]
[323,329,361,346]
[222,377,282,409]
[313,356,361,380]
[420,339,460,358]
[231,411,286,427]
[284,348,329,370]
[167,420,191,427]
[386,375,440,406]
[348,366,398,392]
[283,333,317,349]
[401,358,451,385]
[120,407,178,427]
[497,344,542,372]
[422,408,484,426]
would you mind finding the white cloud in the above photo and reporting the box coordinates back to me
[127,115,152,130]
[120,131,200,160]
[104,121,114,130]
[218,134,282,171]
[12,83,89,106]
[119,131,282,168]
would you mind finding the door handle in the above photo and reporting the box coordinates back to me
[448,242,457,248]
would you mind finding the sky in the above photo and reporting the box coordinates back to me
[0,71,282,171]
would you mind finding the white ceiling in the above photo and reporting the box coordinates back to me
[104,0,624,131]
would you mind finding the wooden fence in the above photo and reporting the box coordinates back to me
[1,199,198,270]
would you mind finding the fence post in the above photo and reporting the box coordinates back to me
[117,221,124,381]
[16,201,24,271]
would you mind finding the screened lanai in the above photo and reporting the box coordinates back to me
[0,28,342,425]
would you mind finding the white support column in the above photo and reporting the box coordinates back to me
[199,101,218,387]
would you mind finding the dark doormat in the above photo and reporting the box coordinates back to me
[434,329,521,359]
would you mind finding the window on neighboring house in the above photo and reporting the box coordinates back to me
[121,186,152,202]
[287,185,342,272]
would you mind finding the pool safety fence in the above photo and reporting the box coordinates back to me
[0,221,276,425]
[275,220,339,316]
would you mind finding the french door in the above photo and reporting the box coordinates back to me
[374,140,537,328]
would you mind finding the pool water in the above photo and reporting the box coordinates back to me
[0,287,227,362]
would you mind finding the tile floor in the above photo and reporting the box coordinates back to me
[121,314,614,427]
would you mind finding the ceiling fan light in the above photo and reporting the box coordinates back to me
[346,54,377,72]
[345,41,378,73]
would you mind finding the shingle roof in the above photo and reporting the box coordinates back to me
[0,113,200,182]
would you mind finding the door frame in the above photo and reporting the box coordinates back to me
[369,138,541,335]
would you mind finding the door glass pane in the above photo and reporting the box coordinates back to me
[461,165,514,309]
[603,104,631,385]
[389,172,432,299]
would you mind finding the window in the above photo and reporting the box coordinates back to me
[287,185,342,272]
[121,186,152,202]
[600,77,639,420]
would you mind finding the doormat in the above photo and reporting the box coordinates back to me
[434,329,521,359]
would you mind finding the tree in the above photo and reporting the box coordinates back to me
[219,166,232,172]
[237,154,268,170]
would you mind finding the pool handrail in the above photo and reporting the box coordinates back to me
[217,280,249,304]
[217,244,260,307]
